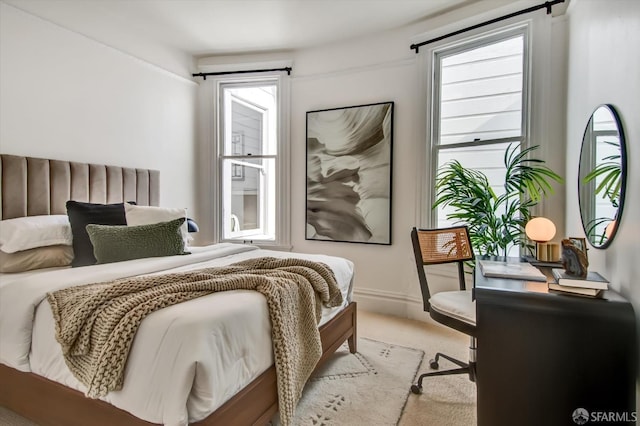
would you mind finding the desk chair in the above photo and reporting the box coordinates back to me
[410,226,477,394]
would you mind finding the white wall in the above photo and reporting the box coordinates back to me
[565,0,640,409]
[287,0,568,318]
[196,0,568,318]
[291,55,424,316]
[0,3,199,216]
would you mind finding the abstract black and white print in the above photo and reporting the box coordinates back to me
[306,102,393,244]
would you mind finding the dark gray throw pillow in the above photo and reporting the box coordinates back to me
[66,201,128,267]
[86,218,189,264]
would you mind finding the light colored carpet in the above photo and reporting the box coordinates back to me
[358,310,477,426]
[0,310,477,426]
[0,407,38,426]
[272,337,424,426]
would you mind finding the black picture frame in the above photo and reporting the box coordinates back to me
[305,101,394,245]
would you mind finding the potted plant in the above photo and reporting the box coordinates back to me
[433,144,563,257]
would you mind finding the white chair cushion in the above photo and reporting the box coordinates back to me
[429,290,476,326]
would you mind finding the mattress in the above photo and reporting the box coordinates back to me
[0,243,354,426]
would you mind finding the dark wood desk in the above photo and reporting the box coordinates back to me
[474,265,637,426]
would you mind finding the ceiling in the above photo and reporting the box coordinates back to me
[4,0,474,57]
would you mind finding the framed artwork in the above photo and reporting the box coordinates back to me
[305,101,394,244]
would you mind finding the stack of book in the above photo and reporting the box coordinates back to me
[549,268,609,297]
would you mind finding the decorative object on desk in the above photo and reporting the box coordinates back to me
[578,104,627,249]
[568,237,587,258]
[478,260,547,282]
[305,101,393,245]
[548,283,603,298]
[433,144,563,258]
[551,268,609,290]
[524,217,559,261]
[561,239,589,278]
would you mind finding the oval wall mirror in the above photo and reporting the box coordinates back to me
[578,104,627,249]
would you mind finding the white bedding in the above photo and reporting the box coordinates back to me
[0,243,354,426]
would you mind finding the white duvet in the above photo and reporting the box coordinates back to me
[0,243,354,426]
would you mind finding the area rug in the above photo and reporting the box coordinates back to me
[273,337,425,426]
[0,338,424,426]
[0,407,38,426]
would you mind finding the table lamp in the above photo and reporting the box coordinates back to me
[525,217,557,261]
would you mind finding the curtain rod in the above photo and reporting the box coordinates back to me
[410,0,565,53]
[192,67,292,80]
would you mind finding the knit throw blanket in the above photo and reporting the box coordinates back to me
[47,257,344,426]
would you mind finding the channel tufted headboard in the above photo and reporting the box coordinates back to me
[0,154,160,220]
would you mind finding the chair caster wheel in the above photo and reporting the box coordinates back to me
[429,359,439,369]
[410,384,423,394]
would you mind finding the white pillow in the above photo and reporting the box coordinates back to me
[0,215,73,253]
[124,204,189,248]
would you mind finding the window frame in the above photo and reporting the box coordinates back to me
[424,22,533,229]
[213,74,291,248]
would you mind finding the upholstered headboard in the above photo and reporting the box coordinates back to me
[0,154,160,220]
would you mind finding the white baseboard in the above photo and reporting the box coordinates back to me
[353,288,430,323]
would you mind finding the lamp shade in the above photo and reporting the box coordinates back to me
[525,217,556,242]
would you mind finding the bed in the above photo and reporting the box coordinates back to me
[0,154,357,426]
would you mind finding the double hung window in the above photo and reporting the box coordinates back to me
[217,78,288,245]
[430,26,529,230]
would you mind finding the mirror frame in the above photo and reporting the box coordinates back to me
[577,104,627,250]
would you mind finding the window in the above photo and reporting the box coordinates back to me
[217,77,289,245]
[430,26,529,230]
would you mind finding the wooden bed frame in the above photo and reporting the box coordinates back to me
[0,302,357,426]
[0,154,359,425]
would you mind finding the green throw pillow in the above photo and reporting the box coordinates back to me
[86,218,188,264]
